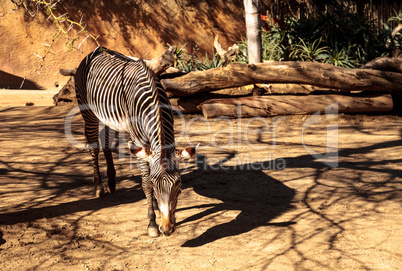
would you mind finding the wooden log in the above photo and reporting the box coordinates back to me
[213,35,239,66]
[160,62,402,96]
[212,85,255,96]
[59,68,76,76]
[126,46,176,76]
[53,76,76,105]
[209,83,336,96]
[201,93,393,119]
[178,83,329,98]
[261,83,329,94]
[169,97,204,114]
[360,57,402,73]
[169,90,257,114]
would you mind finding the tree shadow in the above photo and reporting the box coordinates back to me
[0,182,144,226]
[0,230,5,248]
[258,132,402,269]
[177,125,402,250]
[0,106,147,229]
[32,0,266,55]
[179,152,295,247]
[0,70,44,89]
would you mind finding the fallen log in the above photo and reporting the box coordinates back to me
[201,93,393,119]
[212,85,255,96]
[59,68,76,76]
[169,90,259,114]
[211,83,337,95]
[126,46,176,76]
[213,35,239,66]
[160,62,402,96]
[53,76,75,105]
[170,97,205,114]
[260,83,332,94]
[360,57,402,73]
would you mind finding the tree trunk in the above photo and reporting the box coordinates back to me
[161,61,402,96]
[244,0,262,64]
[201,93,393,119]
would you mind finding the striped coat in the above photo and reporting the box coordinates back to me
[74,47,194,236]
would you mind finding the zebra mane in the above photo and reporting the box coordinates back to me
[137,59,167,162]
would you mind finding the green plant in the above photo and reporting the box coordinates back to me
[261,25,286,61]
[198,48,225,70]
[235,36,249,64]
[167,43,187,63]
[236,17,299,63]
[324,47,357,68]
[387,9,402,52]
[166,43,225,72]
[289,38,330,62]
[264,17,299,61]
[166,43,201,72]
[236,5,400,68]
[389,9,402,23]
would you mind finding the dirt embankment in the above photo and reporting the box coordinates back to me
[0,0,250,90]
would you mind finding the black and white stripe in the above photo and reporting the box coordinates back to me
[74,47,181,236]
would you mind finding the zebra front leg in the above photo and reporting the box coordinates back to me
[153,197,160,218]
[100,126,116,194]
[140,160,159,237]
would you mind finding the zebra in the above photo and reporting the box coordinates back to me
[74,47,196,237]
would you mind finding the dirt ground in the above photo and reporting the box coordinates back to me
[0,102,401,271]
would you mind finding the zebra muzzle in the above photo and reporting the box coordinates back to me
[159,213,175,236]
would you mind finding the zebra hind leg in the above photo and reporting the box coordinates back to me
[100,126,116,194]
[88,142,106,197]
[81,110,105,197]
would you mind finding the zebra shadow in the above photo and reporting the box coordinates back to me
[178,152,295,247]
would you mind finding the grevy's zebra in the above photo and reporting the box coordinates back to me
[75,47,196,237]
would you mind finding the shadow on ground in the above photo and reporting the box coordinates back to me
[179,152,295,247]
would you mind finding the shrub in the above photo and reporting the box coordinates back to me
[235,4,401,68]
[167,43,224,71]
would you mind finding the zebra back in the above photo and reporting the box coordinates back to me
[75,47,175,156]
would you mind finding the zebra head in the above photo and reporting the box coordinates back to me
[129,142,197,236]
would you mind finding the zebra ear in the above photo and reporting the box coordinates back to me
[176,144,198,160]
[128,141,151,160]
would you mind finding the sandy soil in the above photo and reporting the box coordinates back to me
[0,104,401,271]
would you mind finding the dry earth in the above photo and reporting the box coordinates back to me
[0,102,401,271]
[0,0,249,90]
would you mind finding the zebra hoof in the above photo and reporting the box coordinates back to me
[94,187,106,198]
[148,227,159,238]
[107,183,116,194]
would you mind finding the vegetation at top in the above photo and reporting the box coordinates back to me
[238,4,401,68]
[167,43,225,72]
[174,4,402,71]
[8,1,402,71]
